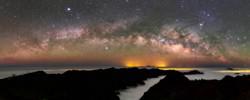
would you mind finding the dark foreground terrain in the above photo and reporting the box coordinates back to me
[2,68,249,100]
[0,68,169,100]
[141,71,250,100]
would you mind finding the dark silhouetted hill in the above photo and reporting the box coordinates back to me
[141,71,250,100]
[183,70,204,75]
[0,68,169,100]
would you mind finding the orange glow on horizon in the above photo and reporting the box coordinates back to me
[125,60,144,67]
[124,59,169,68]
[155,61,168,67]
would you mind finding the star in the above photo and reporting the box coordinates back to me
[105,46,110,51]
[206,13,211,17]
[199,23,204,28]
[66,7,72,12]
[175,19,180,22]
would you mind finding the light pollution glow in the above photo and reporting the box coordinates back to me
[217,70,250,73]
[124,59,169,68]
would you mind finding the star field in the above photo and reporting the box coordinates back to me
[0,0,250,67]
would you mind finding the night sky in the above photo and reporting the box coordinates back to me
[0,0,250,67]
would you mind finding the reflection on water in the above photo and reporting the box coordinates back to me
[157,67,194,71]
[217,69,250,73]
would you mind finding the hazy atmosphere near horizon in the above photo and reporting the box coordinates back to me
[1,0,250,68]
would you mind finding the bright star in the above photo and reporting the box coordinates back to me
[199,23,204,27]
[66,7,71,11]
